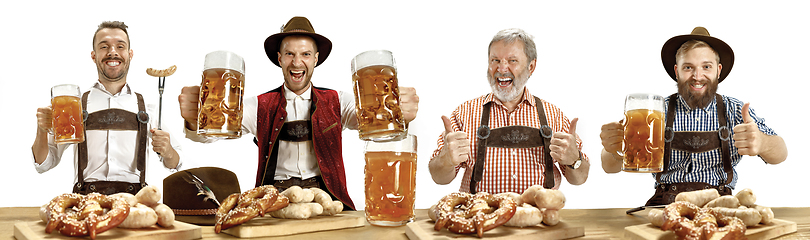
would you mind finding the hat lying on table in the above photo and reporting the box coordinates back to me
[661,26,735,82]
[163,167,241,225]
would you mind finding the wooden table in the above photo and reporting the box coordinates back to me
[3,207,808,239]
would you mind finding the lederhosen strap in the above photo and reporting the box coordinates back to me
[470,96,555,193]
[277,120,313,142]
[657,93,733,186]
[260,100,317,186]
[75,91,148,195]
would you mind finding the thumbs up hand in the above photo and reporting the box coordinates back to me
[550,118,581,165]
[733,103,764,156]
[441,115,471,167]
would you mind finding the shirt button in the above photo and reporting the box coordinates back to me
[512,174,517,179]
[511,150,517,156]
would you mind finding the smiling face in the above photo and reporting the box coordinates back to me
[277,35,319,95]
[91,28,132,83]
[675,46,722,109]
[487,39,536,103]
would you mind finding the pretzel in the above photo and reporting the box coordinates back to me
[146,65,177,77]
[662,201,746,239]
[433,192,517,237]
[45,193,130,240]
[214,185,289,233]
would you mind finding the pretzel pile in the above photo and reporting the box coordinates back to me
[43,193,130,240]
[648,188,774,239]
[215,185,289,233]
[430,192,517,237]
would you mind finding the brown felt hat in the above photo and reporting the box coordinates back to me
[163,167,241,226]
[661,26,734,82]
[264,16,332,68]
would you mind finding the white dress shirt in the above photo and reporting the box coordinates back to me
[34,83,183,184]
[186,84,357,180]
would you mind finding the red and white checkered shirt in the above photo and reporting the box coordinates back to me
[431,89,586,193]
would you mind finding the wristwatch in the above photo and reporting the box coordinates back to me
[567,152,583,169]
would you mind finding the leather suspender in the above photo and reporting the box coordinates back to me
[77,91,148,190]
[470,96,555,193]
[657,94,733,186]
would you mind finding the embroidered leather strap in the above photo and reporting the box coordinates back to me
[277,120,313,142]
[76,91,148,193]
[173,208,218,216]
[470,96,554,193]
[657,94,732,186]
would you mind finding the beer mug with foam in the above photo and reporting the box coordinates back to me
[50,84,85,145]
[351,50,407,142]
[364,134,417,226]
[622,93,665,173]
[197,51,245,139]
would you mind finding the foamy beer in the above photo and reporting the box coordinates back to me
[364,134,417,226]
[351,50,406,142]
[197,51,245,139]
[622,93,665,173]
[51,84,85,145]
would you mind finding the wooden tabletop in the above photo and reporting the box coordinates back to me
[3,207,808,239]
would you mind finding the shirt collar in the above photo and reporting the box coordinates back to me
[92,82,132,96]
[283,84,312,100]
[487,87,536,107]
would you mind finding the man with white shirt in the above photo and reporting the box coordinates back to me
[178,16,419,210]
[32,21,182,195]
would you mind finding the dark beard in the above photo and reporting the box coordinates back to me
[677,80,718,109]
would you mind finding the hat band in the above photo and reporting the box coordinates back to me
[173,208,218,216]
[284,29,311,33]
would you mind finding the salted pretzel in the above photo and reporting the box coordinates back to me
[662,201,746,240]
[146,65,177,77]
[45,193,130,240]
[214,185,289,233]
[433,192,517,237]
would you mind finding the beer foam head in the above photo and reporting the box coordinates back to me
[624,93,665,112]
[351,50,396,74]
[204,51,245,74]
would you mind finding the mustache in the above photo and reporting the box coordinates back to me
[494,72,515,79]
[101,57,125,63]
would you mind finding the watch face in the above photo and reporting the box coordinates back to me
[571,160,581,169]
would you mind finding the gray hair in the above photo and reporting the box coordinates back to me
[488,28,537,61]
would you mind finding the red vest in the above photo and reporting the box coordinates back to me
[255,85,355,210]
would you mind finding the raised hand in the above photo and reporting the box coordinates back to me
[441,115,470,167]
[600,121,624,155]
[178,86,200,129]
[733,103,764,156]
[550,118,580,165]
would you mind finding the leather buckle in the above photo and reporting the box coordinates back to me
[137,111,149,124]
[540,125,553,139]
[665,127,675,143]
[718,126,731,141]
[477,125,490,139]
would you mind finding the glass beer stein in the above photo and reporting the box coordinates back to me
[351,50,407,142]
[364,134,417,226]
[197,51,245,139]
[51,84,85,145]
[621,93,665,173]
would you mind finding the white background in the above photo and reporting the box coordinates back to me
[1,0,807,210]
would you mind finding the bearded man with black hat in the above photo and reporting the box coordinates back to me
[178,16,419,210]
[599,27,788,206]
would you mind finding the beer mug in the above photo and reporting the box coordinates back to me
[51,84,85,145]
[197,51,245,139]
[621,93,665,173]
[364,134,417,226]
[351,50,407,142]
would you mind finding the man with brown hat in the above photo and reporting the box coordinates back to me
[429,28,589,194]
[178,16,419,210]
[599,27,788,206]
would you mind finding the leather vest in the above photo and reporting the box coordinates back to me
[255,85,355,210]
[469,96,555,193]
[74,91,148,195]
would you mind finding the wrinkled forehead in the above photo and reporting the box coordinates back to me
[489,40,527,58]
[279,35,318,52]
[94,28,129,47]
